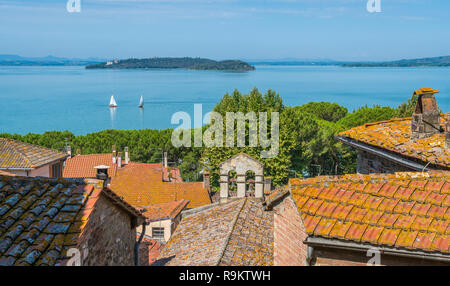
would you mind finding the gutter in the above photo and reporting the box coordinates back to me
[335,136,440,172]
[305,237,450,263]
[135,223,147,266]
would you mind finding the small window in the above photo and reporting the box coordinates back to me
[152,227,165,241]
[52,163,61,178]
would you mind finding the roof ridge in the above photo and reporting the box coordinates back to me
[216,198,247,266]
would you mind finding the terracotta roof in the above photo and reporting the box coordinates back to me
[290,171,450,254]
[62,154,118,178]
[0,175,144,266]
[139,235,165,265]
[143,200,189,221]
[156,198,274,266]
[0,138,68,170]
[110,162,211,210]
[338,116,450,168]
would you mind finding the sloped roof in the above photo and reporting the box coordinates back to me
[0,138,68,170]
[337,116,450,168]
[290,171,450,254]
[139,235,165,265]
[62,154,118,178]
[0,175,144,266]
[144,199,189,221]
[155,198,274,266]
[110,162,211,210]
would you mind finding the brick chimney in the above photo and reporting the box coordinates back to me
[411,88,441,139]
[445,113,450,149]
[203,170,211,192]
[124,147,130,165]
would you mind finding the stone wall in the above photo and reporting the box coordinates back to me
[77,194,136,266]
[273,196,308,266]
[357,150,414,174]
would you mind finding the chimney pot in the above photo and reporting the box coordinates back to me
[76,148,81,156]
[124,147,130,165]
[163,152,168,168]
[411,88,440,139]
[118,152,122,168]
[203,170,211,192]
[66,146,72,157]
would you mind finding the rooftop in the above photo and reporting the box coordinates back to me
[0,175,144,266]
[110,162,211,210]
[0,138,68,170]
[62,154,118,178]
[155,198,274,266]
[290,171,450,254]
[143,199,189,221]
[337,116,449,168]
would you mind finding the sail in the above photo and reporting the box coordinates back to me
[139,95,144,107]
[110,95,117,107]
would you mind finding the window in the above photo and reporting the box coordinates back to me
[152,227,165,241]
[52,163,61,178]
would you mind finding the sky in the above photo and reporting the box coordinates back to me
[0,0,449,61]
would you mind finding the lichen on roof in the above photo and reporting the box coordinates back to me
[289,171,450,254]
[338,116,450,168]
[0,138,68,170]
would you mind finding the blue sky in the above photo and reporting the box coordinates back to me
[0,0,449,61]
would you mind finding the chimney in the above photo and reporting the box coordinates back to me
[163,152,168,168]
[445,113,450,149]
[94,165,110,181]
[124,147,130,165]
[66,146,72,158]
[411,88,441,139]
[117,152,122,168]
[264,177,272,192]
[76,148,81,156]
[112,145,117,164]
[203,170,211,192]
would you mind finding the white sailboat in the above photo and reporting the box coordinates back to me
[138,95,144,108]
[109,95,118,108]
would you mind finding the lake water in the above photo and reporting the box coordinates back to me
[0,65,449,135]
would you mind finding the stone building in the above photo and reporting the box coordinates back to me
[0,175,146,266]
[155,153,305,266]
[156,154,449,266]
[0,138,68,178]
[337,88,450,174]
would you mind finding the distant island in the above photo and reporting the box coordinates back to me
[85,57,255,71]
[341,55,450,67]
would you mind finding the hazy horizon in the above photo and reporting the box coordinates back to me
[1,0,450,61]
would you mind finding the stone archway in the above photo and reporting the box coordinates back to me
[219,153,264,201]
